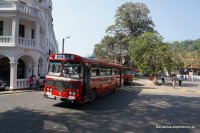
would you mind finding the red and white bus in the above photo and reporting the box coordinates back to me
[123,67,133,85]
[44,53,123,104]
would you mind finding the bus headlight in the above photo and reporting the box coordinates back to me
[69,91,72,95]
[46,88,53,92]
[69,91,76,95]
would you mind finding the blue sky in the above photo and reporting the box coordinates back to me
[52,0,200,56]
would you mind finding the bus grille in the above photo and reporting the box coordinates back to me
[46,80,70,92]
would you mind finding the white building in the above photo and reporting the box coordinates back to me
[0,0,58,90]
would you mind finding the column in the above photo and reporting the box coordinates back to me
[9,61,17,90]
[39,62,44,75]
[33,63,39,77]
[12,16,19,45]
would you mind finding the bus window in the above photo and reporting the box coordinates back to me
[96,69,100,76]
[100,69,106,76]
[107,69,111,76]
[114,70,117,75]
[110,70,113,75]
[111,70,115,75]
[117,70,120,75]
[92,69,96,77]
[48,60,62,76]
[63,62,81,79]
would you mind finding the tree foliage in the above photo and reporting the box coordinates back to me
[107,2,154,37]
[94,2,155,66]
[93,2,200,77]
[168,39,200,68]
[169,39,200,52]
[129,32,174,75]
[93,34,129,64]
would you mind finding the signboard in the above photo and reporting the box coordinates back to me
[55,54,74,60]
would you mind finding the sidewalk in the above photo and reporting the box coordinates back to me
[0,89,36,95]
[134,77,200,88]
[132,78,200,96]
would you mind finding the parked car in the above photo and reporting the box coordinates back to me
[0,77,9,90]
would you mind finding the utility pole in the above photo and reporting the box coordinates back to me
[62,36,70,53]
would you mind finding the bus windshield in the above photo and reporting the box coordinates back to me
[48,60,62,76]
[63,62,81,79]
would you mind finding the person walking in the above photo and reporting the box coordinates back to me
[178,75,183,86]
[161,75,165,84]
[36,74,40,91]
[28,75,33,89]
[32,75,36,90]
[172,75,176,88]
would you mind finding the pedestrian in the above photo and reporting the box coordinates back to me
[161,75,165,84]
[28,75,33,89]
[172,75,176,88]
[32,75,36,90]
[36,74,40,90]
[191,74,194,82]
[178,75,182,86]
[184,75,187,80]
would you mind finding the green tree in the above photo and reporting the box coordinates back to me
[93,43,106,60]
[105,2,155,66]
[129,32,171,81]
[196,40,200,59]
[168,39,200,69]
[163,43,182,75]
[107,2,154,37]
[93,35,118,62]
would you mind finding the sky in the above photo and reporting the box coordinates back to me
[52,0,200,56]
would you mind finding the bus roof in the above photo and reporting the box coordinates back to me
[123,67,133,70]
[49,53,123,69]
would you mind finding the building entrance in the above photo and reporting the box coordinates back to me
[0,57,10,81]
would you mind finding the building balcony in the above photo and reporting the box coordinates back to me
[18,37,36,48]
[0,36,12,46]
[0,36,36,49]
[0,1,38,17]
[0,1,45,25]
[16,79,29,89]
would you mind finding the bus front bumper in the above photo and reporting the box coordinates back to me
[44,92,76,101]
[44,92,56,100]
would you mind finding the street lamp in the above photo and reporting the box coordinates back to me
[62,36,70,53]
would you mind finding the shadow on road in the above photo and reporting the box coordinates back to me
[131,82,145,86]
[53,87,142,111]
[0,92,200,133]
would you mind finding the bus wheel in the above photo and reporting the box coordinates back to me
[89,89,96,102]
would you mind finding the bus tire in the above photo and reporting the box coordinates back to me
[89,89,96,102]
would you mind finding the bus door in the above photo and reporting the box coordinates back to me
[120,69,123,87]
[83,63,91,102]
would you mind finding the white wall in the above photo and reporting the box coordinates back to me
[19,19,35,39]
[0,18,12,36]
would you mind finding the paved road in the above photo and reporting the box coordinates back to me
[0,79,200,133]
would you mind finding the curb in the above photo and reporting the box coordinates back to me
[0,89,36,95]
